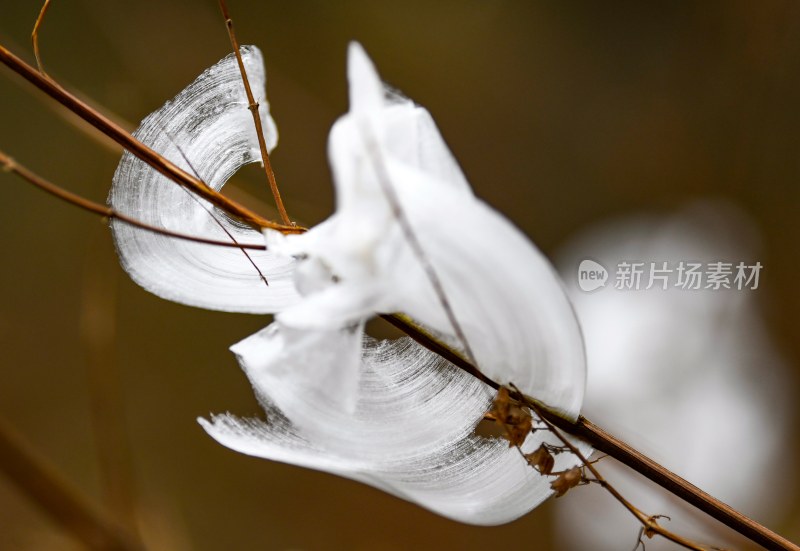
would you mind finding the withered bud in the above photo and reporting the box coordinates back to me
[504,415,533,447]
[643,515,670,539]
[525,444,555,475]
[488,387,533,447]
[551,466,582,497]
[489,386,513,419]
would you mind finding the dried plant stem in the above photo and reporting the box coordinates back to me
[218,0,293,226]
[358,122,479,368]
[0,44,302,234]
[528,400,708,551]
[561,416,800,551]
[162,128,271,286]
[81,235,142,541]
[0,149,266,250]
[0,417,141,550]
[31,0,52,75]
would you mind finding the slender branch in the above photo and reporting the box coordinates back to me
[163,129,270,286]
[525,396,709,551]
[559,416,800,551]
[358,121,479,366]
[31,0,52,75]
[0,416,141,550]
[218,0,293,226]
[0,149,267,250]
[0,43,302,234]
[81,236,142,542]
[381,314,492,386]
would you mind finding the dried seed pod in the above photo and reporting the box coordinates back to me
[488,387,533,447]
[551,466,582,497]
[525,444,555,475]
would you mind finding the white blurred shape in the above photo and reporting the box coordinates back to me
[553,202,793,550]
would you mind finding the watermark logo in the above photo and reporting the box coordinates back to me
[578,259,608,292]
[577,259,762,292]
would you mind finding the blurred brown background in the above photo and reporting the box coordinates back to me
[1,1,799,549]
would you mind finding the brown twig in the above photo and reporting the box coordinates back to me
[521,392,710,551]
[358,121,479,368]
[0,416,141,551]
[491,390,708,550]
[0,149,266,250]
[556,415,799,551]
[0,43,302,234]
[31,0,52,75]
[218,0,293,226]
[162,127,271,286]
[81,234,142,543]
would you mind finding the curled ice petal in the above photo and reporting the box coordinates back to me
[345,39,471,193]
[110,46,299,313]
[395,181,587,421]
[201,336,590,525]
[230,321,365,416]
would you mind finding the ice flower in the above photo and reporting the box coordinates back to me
[110,42,589,524]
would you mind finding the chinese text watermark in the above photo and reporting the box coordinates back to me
[577,260,762,292]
